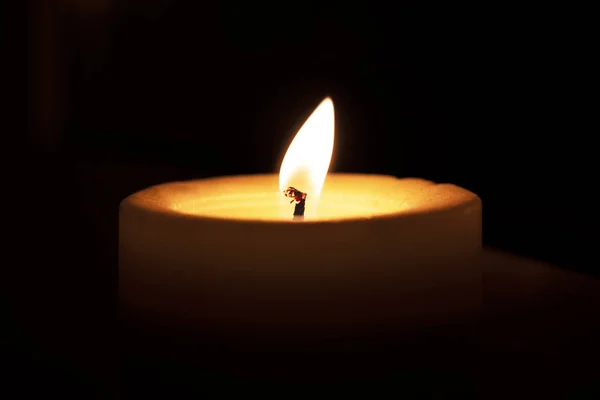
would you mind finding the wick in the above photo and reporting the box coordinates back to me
[283,186,307,220]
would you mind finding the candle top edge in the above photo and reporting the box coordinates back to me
[120,174,480,224]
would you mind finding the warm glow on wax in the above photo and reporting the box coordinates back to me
[279,97,335,198]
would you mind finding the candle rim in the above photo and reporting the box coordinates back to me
[120,173,480,225]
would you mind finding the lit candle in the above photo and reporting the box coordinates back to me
[119,98,481,340]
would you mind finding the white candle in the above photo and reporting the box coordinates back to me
[119,98,481,340]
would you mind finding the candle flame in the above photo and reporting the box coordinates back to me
[279,97,335,198]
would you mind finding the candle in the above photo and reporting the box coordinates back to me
[119,98,481,341]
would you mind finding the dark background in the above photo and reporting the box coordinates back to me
[8,0,597,397]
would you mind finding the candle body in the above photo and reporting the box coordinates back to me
[119,174,481,340]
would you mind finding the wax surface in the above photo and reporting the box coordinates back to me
[120,174,481,339]
[126,173,478,221]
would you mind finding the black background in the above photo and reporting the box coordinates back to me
[8,0,598,397]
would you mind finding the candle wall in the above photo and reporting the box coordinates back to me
[119,174,481,340]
